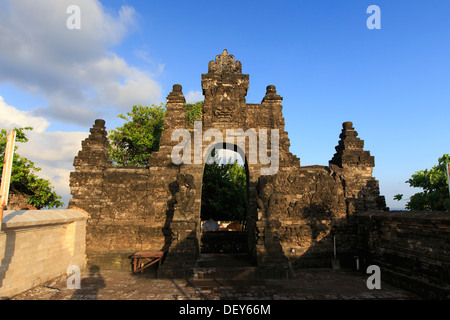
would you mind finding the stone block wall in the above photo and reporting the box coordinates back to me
[85,167,157,269]
[68,119,169,270]
[357,211,450,299]
[69,50,388,277]
[0,209,87,299]
[252,121,387,270]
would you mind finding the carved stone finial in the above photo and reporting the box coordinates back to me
[330,122,374,168]
[73,119,111,169]
[94,119,105,128]
[267,85,276,93]
[343,121,353,130]
[208,49,242,74]
[262,85,282,103]
[167,84,186,103]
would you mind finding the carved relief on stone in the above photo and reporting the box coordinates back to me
[174,173,196,218]
[201,50,250,124]
[208,49,242,74]
[256,175,275,219]
[212,86,235,120]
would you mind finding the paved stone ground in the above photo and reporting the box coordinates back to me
[11,267,420,300]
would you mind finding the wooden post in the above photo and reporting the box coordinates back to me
[0,130,16,231]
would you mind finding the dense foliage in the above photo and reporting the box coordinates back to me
[108,103,166,166]
[201,150,248,223]
[394,154,450,211]
[184,101,203,126]
[0,127,64,209]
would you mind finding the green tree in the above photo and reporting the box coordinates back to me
[394,154,450,211]
[201,150,248,224]
[108,103,166,166]
[0,127,64,209]
[184,101,203,127]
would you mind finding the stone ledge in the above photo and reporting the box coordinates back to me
[357,210,450,224]
[2,209,88,229]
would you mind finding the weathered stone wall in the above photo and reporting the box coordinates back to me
[4,191,36,210]
[0,209,87,298]
[252,121,387,270]
[69,120,167,269]
[69,50,387,277]
[254,166,346,269]
[357,211,450,299]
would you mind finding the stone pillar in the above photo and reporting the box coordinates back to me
[69,119,111,219]
[148,85,201,278]
[260,85,300,169]
[329,121,387,215]
[160,85,186,138]
[68,120,113,267]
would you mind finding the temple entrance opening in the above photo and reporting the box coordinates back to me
[199,145,249,256]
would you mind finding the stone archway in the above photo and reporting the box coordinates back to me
[200,143,249,260]
[146,50,296,276]
[69,49,388,278]
[199,144,249,258]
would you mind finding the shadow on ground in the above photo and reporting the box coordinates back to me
[11,266,420,300]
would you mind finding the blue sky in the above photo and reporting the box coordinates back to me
[0,0,449,209]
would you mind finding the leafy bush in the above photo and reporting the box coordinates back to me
[0,127,63,209]
[394,154,450,211]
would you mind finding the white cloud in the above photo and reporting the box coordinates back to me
[0,96,50,132]
[0,1,164,206]
[91,55,162,109]
[1,97,88,208]
[0,0,162,126]
[17,130,88,163]
[185,90,204,104]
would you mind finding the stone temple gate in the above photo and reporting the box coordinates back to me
[69,49,387,278]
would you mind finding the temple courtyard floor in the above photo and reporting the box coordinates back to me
[10,267,420,300]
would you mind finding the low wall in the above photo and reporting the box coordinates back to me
[357,210,450,299]
[0,209,87,299]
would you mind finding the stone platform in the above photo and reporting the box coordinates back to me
[10,267,419,300]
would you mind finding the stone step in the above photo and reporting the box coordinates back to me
[194,253,257,280]
[196,253,253,268]
[193,254,293,279]
[192,266,293,280]
[193,266,258,280]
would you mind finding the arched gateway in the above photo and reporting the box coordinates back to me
[69,50,387,278]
